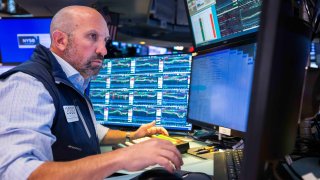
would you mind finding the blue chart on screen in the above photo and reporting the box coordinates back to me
[188,43,256,132]
[89,54,193,131]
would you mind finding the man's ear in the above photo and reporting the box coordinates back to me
[51,30,68,51]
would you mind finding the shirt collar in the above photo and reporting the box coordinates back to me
[51,51,90,93]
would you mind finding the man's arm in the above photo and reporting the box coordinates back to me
[29,138,183,179]
[0,73,56,179]
[100,121,169,145]
[29,150,124,180]
[100,129,130,144]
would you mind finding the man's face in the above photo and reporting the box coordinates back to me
[63,16,109,79]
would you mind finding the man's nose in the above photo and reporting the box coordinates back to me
[97,42,107,56]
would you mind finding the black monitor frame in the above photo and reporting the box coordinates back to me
[242,0,312,179]
[187,37,257,138]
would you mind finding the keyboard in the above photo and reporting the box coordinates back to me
[214,149,243,180]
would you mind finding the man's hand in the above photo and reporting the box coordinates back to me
[117,138,183,173]
[131,121,169,140]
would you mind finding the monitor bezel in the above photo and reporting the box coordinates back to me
[88,53,193,132]
[183,0,259,52]
[187,37,257,138]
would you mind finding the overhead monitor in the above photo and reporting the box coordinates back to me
[0,17,52,64]
[89,54,193,131]
[188,41,256,136]
[185,0,262,50]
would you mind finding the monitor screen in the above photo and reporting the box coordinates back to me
[185,0,262,50]
[89,54,193,131]
[310,39,320,68]
[0,18,52,64]
[188,42,256,134]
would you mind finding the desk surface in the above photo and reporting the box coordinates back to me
[101,139,214,179]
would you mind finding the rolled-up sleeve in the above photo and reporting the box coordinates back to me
[96,123,109,142]
[0,72,56,180]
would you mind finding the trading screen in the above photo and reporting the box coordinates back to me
[188,43,256,132]
[310,39,320,68]
[89,54,192,131]
[186,0,262,48]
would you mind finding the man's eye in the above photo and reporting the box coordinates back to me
[90,33,97,40]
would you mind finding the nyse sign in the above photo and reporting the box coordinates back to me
[17,34,51,48]
[18,36,39,46]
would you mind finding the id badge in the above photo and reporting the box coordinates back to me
[63,105,79,123]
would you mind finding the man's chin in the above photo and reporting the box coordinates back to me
[89,67,102,76]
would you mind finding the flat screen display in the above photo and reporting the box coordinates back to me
[89,54,193,131]
[185,0,262,50]
[310,39,320,68]
[0,18,52,64]
[188,42,256,133]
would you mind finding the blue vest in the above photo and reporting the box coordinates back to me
[0,45,101,161]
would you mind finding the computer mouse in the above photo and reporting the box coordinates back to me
[135,167,183,180]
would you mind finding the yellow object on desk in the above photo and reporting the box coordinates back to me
[151,134,190,153]
[151,134,181,144]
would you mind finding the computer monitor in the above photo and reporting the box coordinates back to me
[0,17,52,65]
[310,39,320,68]
[242,0,313,179]
[88,54,193,131]
[187,40,256,137]
[185,0,262,51]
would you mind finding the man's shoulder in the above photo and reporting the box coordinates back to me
[3,71,38,80]
[0,60,51,80]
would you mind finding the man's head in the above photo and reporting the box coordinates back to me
[50,6,110,79]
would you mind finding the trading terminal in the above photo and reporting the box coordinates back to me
[0,0,320,179]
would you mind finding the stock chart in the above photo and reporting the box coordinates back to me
[89,54,193,131]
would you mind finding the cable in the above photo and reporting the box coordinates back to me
[267,161,282,180]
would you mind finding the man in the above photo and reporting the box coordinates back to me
[0,5,183,179]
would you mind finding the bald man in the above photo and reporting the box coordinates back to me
[0,6,182,179]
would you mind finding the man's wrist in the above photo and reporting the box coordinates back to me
[125,132,132,141]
